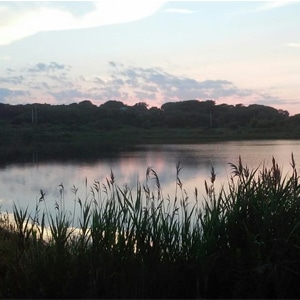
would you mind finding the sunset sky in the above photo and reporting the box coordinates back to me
[0,1,300,115]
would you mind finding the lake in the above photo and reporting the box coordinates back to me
[1,139,300,216]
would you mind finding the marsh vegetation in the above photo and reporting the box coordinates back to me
[1,156,300,298]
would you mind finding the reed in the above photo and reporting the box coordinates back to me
[1,156,300,298]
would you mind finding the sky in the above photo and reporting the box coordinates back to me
[0,1,300,115]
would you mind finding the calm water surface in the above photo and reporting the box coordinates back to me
[1,140,300,215]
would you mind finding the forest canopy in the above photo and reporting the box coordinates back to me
[0,99,294,130]
[1,99,300,162]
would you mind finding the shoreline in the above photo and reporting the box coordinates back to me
[1,126,299,164]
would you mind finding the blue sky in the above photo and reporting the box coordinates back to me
[0,1,300,115]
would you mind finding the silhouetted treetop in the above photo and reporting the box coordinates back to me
[100,100,128,110]
[78,100,95,107]
[0,99,295,130]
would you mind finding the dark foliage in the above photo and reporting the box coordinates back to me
[0,99,299,163]
[0,99,293,129]
[2,158,300,298]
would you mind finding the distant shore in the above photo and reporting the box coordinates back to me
[1,125,299,164]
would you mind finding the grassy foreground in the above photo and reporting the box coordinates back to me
[1,156,300,298]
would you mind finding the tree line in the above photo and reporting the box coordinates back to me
[1,99,299,132]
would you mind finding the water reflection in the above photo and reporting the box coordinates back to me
[1,140,300,215]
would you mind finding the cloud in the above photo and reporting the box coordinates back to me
[0,56,11,61]
[0,75,24,85]
[0,88,29,103]
[255,1,295,12]
[0,61,289,110]
[27,62,69,73]
[93,77,106,85]
[101,63,292,109]
[287,43,300,48]
[89,63,259,106]
[112,64,238,100]
[164,8,196,14]
[110,76,125,86]
[135,91,157,100]
[232,1,298,16]
[49,89,92,102]
[141,84,159,93]
[6,68,16,73]
[23,62,73,89]
[0,1,167,45]
[30,81,51,91]
[108,61,123,68]
[0,61,75,103]
[253,93,287,106]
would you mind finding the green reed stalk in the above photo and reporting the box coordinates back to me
[2,155,300,298]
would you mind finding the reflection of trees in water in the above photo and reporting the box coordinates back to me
[1,141,300,216]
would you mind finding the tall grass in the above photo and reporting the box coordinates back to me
[1,156,300,298]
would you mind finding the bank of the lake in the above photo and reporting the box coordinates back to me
[1,125,299,163]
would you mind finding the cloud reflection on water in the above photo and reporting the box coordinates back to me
[1,140,300,216]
